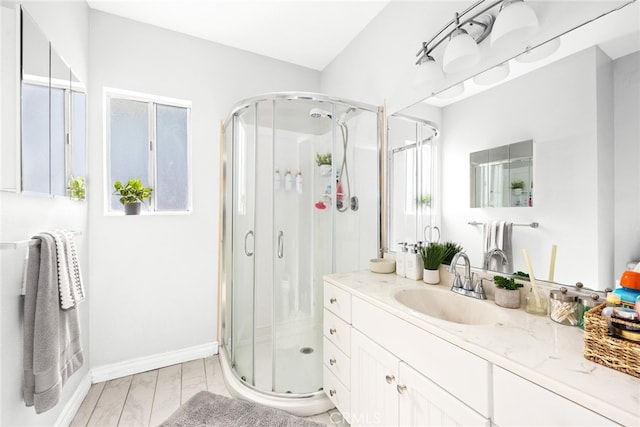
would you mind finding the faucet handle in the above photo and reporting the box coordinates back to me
[463,273,473,291]
[451,271,463,289]
[474,278,487,300]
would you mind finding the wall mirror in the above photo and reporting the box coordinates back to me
[387,113,440,251]
[389,1,639,290]
[2,6,88,198]
[470,140,533,208]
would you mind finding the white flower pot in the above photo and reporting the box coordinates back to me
[423,269,440,285]
[495,288,521,309]
[319,164,332,176]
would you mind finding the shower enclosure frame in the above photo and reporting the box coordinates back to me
[219,92,384,416]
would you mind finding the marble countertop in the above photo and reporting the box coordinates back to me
[324,270,640,426]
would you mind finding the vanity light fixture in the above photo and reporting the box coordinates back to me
[491,0,539,51]
[415,0,539,81]
[442,14,481,73]
[415,54,444,85]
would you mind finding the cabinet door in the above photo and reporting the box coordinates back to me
[493,367,617,426]
[398,362,489,427]
[351,329,399,427]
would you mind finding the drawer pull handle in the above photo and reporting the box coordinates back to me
[385,375,395,384]
[329,358,336,366]
[329,389,336,397]
[397,384,407,394]
[329,297,337,304]
[329,328,337,335]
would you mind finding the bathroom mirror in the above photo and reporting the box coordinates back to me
[387,113,440,250]
[18,7,87,199]
[470,140,533,208]
[390,1,639,290]
[0,4,19,192]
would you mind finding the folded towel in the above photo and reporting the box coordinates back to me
[23,233,84,413]
[45,230,84,310]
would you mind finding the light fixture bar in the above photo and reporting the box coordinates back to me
[416,0,503,60]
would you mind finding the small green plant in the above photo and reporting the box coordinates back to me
[511,180,525,190]
[315,152,332,167]
[68,176,85,200]
[419,243,447,271]
[494,275,524,290]
[442,241,463,265]
[512,271,530,281]
[113,178,152,205]
[417,194,431,206]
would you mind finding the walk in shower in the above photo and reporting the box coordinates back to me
[220,93,381,415]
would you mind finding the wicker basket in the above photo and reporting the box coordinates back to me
[583,303,640,378]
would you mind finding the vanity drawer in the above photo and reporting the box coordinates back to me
[324,282,352,323]
[323,367,351,424]
[324,309,351,355]
[323,337,351,389]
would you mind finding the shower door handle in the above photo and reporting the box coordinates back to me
[244,230,254,257]
[277,231,284,259]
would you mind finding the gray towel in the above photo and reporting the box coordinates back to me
[23,233,84,414]
[483,221,514,273]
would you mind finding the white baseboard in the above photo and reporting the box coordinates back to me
[55,372,92,427]
[91,341,219,384]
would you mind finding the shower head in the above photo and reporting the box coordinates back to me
[309,108,332,119]
[337,107,356,125]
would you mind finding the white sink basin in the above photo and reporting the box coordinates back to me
[393,288,508,325]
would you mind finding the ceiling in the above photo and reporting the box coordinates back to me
[86,0,391,71]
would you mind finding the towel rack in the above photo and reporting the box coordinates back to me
[468,221,539,228]
[0,231,82,250]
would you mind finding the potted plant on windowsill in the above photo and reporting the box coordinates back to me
[316,152,332,176]
[493,275,523,308]
[68,176,86,201]
[113,178,153,215]
[420,243,447,285]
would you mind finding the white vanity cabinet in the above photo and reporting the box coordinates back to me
[493,367,617,426]
[351,328,490,427]
[348,296,490,427]
[323,282,352,423]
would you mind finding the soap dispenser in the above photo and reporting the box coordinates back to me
[396,242,407,277]
[405,244,424,281]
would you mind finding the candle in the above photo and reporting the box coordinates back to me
[548,244,557,282]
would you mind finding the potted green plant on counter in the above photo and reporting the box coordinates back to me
[511,180,525,195]
[420,243,447,285]
[442,241,463,265]
[113,178,153,215]
[493,275,523,308]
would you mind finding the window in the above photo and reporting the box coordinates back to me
[106,89,191,213]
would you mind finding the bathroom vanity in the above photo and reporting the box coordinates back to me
[322,271,639,426]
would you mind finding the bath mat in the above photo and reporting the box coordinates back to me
[160,391,325,427]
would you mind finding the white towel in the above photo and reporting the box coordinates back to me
[45,230,84,310]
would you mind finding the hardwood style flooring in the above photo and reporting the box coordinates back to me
[70,355,345,426]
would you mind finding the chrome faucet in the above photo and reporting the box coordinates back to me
[448,251,486,300]
[483,248,508,271]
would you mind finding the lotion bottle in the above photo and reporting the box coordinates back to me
[396,242,407,277]
[405,244,424,281]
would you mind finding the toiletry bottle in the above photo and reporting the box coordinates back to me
[405,244,424,281]
[396,242,407,277]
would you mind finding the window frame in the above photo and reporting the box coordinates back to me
[104,87,192,215]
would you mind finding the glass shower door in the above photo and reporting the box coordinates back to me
[231,107,257,385]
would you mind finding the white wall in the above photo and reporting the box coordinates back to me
[0,1,90,426]
[87,10,320,368]
[613,51,640,275]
